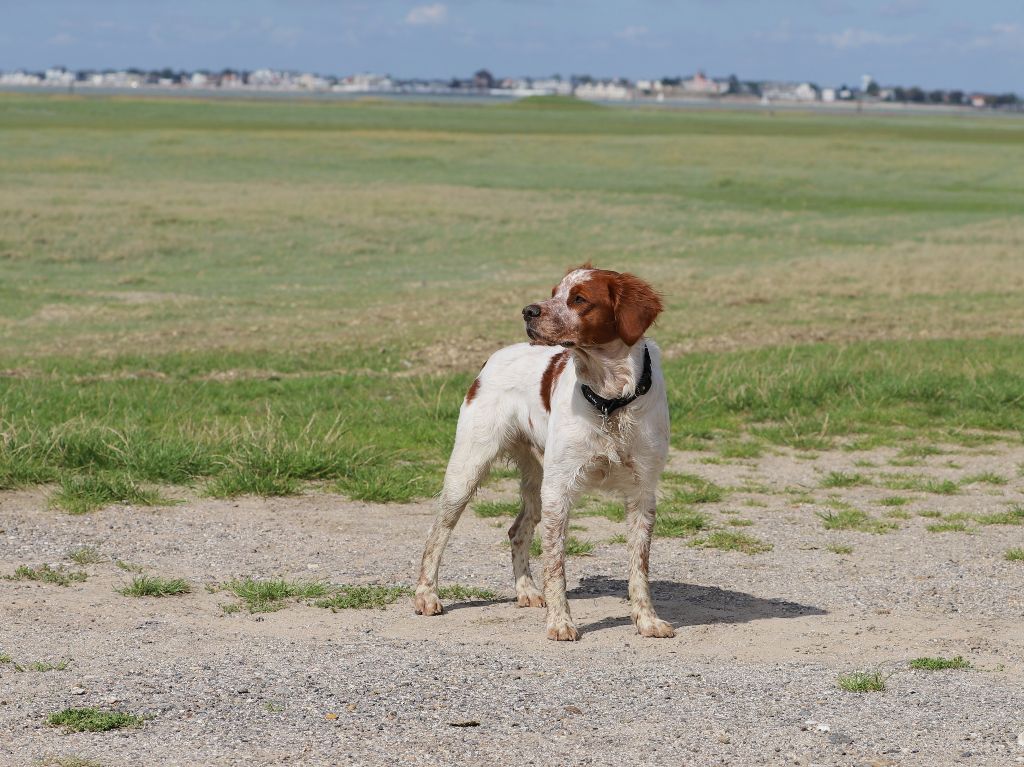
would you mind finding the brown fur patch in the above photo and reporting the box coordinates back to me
[465,377,481,404]
[540,350,569,412]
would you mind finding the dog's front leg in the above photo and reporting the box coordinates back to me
[540,475,579,641]
[626,490,675,638]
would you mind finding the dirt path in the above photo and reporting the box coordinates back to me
[2,445,1023,766]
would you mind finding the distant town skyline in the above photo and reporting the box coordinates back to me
[1,1,1021,93]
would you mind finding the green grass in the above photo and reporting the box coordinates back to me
[909,656,971,670]
[314,585,410,611]
[436,584,498,601]
[46,707,144,733]
[827,543,854,555]
[654,511,709,538]
[926,521,971,533]
[9,564,87,586]
[1,95,1024,504]
[50,473,172,515]
[226,578,328,612]
[67,545,104,565]
[880,474,960,495]
[821,471,868,489]
[837,671,887,693]
[663,473,727,504]
[817,507,898,534]
[1004,548,1024,562]
[975,504,1024,525]
[960,472,1008,486]
[118,575,191,597]
[726,518,754,527]
[877,496,910,507]
[473,500,521,518]
[691,530,772,554]
[580,501,625,522]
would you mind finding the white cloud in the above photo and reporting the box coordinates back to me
[616,25,649,43]
[965,22,1024,51]
[816,27,914,50]
[405,3,447,26]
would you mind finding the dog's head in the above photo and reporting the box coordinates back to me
[522,264,662,348]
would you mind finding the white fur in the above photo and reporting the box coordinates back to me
[414,334,673,641]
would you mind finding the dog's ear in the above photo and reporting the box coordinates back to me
[613,273,662,346]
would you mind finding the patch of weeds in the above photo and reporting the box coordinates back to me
[794,452,819,461]
[817,506,897,534]
[220,603,241,615]
[852,459,877,468]
[719,441,762,459]
[837,671,886,693]
[662,473,726,504]
[9,564,86,587]
[917,509,942,518]
[473,500,520,518]
[827,543,853,555]
[437,584,497,601]
[910,656,971,670]
[36,756,106,767]
[579,502,624,522]
[975,504,1024,526]
[877,496,910,507]
[530,538,542,557]
[50,473,172,515]
[960,472,1007,486]
[66,546,104,566]
[654,511,709,538]
[744,498,768,508]
[926,521,971,533]
[315,585,410,611]
[206,469,299,499]
[564,537,594,556]
[888,457,923,467]
[118,576,191,597]
[227,578,328,612]
[821,471,868,489]
[691,530,772,555]
[699,456,723,465]
[881,474,959,495]
[0,653,11,664]
[114,560,145,573]
[726,518,754,527]
[46,708,144,733]
[606,534,627,544]
[264,701,285,713]
[1005,548,1024,562]
[885,509,911,519]
[19,659,72,672]
[899,444,944,458]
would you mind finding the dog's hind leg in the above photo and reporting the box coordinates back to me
[414,403,503,616]
[507,443,545,608]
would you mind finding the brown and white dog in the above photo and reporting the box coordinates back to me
[414,265,672,641]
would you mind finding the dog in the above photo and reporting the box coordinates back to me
[414,265,672,641]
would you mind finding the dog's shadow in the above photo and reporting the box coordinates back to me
[569,575,825,634]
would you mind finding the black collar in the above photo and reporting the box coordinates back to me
[580,345,652,417]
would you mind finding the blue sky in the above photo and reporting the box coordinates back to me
[1,1,1021,91]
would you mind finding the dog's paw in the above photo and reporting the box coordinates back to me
[546,619,580,641]
[636,617,675,638]
[414,588,444,616]
[516,588,546,608]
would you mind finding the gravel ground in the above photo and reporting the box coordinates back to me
[2,444,1024,766]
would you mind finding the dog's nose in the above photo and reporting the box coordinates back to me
[522,304,542,320]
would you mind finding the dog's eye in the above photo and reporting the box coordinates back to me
[573,295,586,305]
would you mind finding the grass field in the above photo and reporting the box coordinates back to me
[1,93,1023,505]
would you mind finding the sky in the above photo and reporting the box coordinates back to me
[1,1,1021,92]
